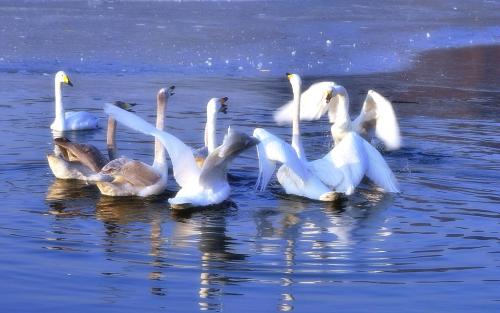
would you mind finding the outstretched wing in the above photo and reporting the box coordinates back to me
[274,81,336,124]
[352,90,401,150]
[361,139,400,193]
[199,128,259,188]
[104,103,201,188]
[252,128,309,191]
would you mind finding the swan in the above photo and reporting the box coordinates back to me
[103,103,258,209]
[254,73,400,199]
[274,81,401,150]
[193,97,229,167]
[95,87,175,197]
[50,71,99,131]
[46,101,136,181]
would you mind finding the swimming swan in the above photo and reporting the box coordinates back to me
[254,74,400,199]
[274,81,401,150]
[95,87,174,197]
[103,103,258,209]
[193,97,229,167]
[46,101,136,181]
[50,71,99,131]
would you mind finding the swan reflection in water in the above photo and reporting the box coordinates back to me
[45,177,395,310]
[171,205,247,311]
[252,190,395,311]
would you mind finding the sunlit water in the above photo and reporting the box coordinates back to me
[0,1,499,312]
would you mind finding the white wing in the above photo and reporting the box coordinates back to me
[352,90,401,150]
[104,103,201,188]
[252,128,309,191]
[274,81,336,124]
[312,132,368,195]
[361,139,400,193]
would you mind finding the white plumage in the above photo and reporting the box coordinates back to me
[274,81,401,150]
[104,102,258,209]
[50,71,99,132]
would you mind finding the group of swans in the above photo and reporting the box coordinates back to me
[47,70,401,209]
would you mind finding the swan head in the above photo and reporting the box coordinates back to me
[157,86,176,101]
[286,73,302,94]
[207,97,229,115]
[55,71,73,86]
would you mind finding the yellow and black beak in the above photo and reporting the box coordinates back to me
[325,90,333,103]
[286,72,292,80]
[63,74,73,87]
[218,97,229,114]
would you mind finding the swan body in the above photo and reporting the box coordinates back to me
[50,71,99,131]
[96,87,174,197]
[254,74,339,201]
[46,101,136,181]
[47,137,109,181]
[193,97,229,167]
[104,102,258,209]
[256,74,399,199]
[274,81,401,150]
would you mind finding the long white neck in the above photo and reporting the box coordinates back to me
[334,86,351,127]
[291,81,307,161]
[153,92,167,173]
[54,80,65,125]
[205,105,217,153]
[330,85,352,145]
[107,117,117,160]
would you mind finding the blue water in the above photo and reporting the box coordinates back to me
[0,1,499,312]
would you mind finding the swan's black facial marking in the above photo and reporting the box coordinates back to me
[168,85,175,96]
[325,90,333,103]
[218,97,229,114]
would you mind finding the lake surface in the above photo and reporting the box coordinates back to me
[0,1,499,312]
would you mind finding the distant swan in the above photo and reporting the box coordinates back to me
[274,81,401,150]
[104,103,258,209]
[47,101,136,181]
[193,97,229,167]
[50,71,99,131]
[96,87,175,197]
[254,74,400,199]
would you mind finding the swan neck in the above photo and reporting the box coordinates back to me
[54,81,64,123]
[153,92,167,171]
[107,117,117,160]
[291,81,306,160]
[205,109,217,153]
[333,86,350,127]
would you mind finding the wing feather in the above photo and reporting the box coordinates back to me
[353,90,401,150]
[274,81,336,124]
[252,128,309,191]
[104,103,201,188]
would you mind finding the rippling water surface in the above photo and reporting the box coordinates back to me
[0,1,499,312]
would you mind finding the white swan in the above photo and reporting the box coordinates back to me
[104,103,258,209]
[95,87,174,197]
[46,101,136,181]
[193,97,229,167]
[50,71,99,131]
[254,74,400,199]
[274,81,401,150]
